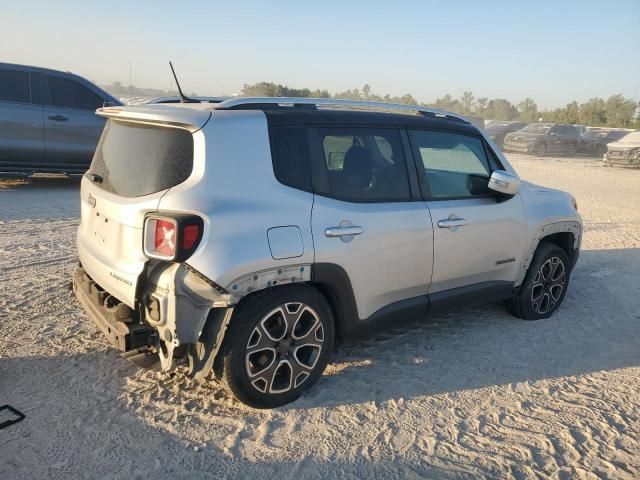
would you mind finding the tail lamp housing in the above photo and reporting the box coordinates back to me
[143,214,204,262]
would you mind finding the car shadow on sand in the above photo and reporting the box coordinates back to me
[1,248,639,478]
[294,247,640,408]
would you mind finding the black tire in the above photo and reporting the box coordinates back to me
[534,143,547,157]
[220,285,335,408]
[594,145,606,157]
[566,143,577,157]
[511,242,571,320]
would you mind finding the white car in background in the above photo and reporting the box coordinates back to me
[603,130,640,167]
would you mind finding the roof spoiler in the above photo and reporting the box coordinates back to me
[96,105,211,133]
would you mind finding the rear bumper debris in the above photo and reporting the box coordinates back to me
[72,266,155,352]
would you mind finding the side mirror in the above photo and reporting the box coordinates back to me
[488,170,521,196]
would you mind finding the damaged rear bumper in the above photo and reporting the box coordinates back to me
[72,266,155,352]
[73,262,233,374]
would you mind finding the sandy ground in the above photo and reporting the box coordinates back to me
[1,155,639,479]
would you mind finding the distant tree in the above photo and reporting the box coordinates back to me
[485,99,518,120]
[475,97,488,117]
[579,98,606,126]
[362,84,372,100]
[460,91,475,115]
[394,93,417,105]
[517,98,538,122]
[232,82,638,128]
[605,94,637,127]
[565,101,580,124]
[241,82,311,97]
[309,89,331,98]
[431,94,463,113]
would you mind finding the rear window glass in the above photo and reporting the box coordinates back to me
[88,120,194,197]
[0,69,30,103]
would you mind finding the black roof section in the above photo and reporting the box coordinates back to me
[260,108,481,135]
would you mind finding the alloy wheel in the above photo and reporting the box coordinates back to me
[530,256,566,315]
[245,302,325,394]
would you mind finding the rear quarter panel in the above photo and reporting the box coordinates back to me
[158,110,315,290]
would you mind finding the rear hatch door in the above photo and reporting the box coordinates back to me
[77,107,210,307]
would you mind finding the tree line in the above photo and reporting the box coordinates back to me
[241,82,640,128]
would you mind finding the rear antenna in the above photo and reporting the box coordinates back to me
[169,61,200,103]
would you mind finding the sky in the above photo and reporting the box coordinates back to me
[1,0,639,109]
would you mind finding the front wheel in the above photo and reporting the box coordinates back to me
[511,243,571,320]
[220,285,335,408]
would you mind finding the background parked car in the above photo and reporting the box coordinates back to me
[578,128,629,157]
[603,130,640,167]
[0,62,122,176]
[503,123,581,157]
[484,121,527,150]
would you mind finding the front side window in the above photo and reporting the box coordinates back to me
[315,127,410,202]
[0,69,30,103]
[47,75,103,110]
[410,130,494,199]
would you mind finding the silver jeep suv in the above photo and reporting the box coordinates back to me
[72,98,581,408]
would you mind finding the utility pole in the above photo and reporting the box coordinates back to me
[129,63,132,86]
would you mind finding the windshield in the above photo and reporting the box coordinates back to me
[521,123,552,134]
[619,131,640,143]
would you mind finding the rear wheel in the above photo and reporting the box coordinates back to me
[534,143,547,157]
[511,242,571,320]
[220,285,334,408]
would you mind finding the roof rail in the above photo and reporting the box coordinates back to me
[214,97,469,123]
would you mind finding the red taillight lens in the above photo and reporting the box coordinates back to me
[144,215,203,261]
[154,219,176,257]
[182,224,199,250]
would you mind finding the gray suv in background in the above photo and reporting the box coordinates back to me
[0,62,121,175]
[503,123,581,157]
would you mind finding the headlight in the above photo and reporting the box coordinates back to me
[631,149,640,159]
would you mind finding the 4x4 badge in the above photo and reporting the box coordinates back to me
[87,193,96,208]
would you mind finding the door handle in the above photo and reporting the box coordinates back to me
[48,115,68,122]
[438,218,466,229]
[325,226,363,237]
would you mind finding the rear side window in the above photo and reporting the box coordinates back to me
[410,130,493,199]
[88,120,194,197]
[47,75,103,110]
[270,127,312,191]
[313,127,411,202]
[0,69,30,103]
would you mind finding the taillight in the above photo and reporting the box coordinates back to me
[153,219,177,257]
[144,214,203,261]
